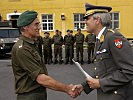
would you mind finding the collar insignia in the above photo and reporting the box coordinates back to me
[100,35,104,43]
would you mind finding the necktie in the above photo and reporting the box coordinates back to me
[96,38,100,49]
[93,38,100,60]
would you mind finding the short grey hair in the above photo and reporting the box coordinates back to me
[92,13,111,27]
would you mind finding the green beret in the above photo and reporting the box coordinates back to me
[17,10,38,27]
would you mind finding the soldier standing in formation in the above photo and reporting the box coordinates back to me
[43,32,52,64]
[70,30,75,59]
[59,31,64,63]
[85,32,96,64]
[64,30,75,64]
[0,13,2,21]
[52,30,63,64]
[74,28,84,64]
[49,33,53,63]
[36,36,43,57]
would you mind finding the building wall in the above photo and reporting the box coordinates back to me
[0,0,133,38]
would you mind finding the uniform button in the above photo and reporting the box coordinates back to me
[114,91,117,94]
[100,57,103,60]
[94,59,96,62]
[96,76,99,79]
[94,67,97,70]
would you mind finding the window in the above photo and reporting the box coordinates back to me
[74,14,85,30]
[109,12,120,29]
[0,30,8,38]
[9,29,20,38]
[41,14,54,31]
[0,29,20,38]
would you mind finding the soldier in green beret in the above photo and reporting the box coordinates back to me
[11,10,79,100]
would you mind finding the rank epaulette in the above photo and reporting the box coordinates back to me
[108,29,115,33]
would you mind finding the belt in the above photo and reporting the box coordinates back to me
[18,87,46,95]
[65,44,72,46]
[54,44,61,45]
[76,43,83,44]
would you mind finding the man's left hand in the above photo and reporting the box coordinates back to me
[87,78,100,89]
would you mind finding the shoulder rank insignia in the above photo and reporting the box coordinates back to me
[108,29,115,33]
[114,38,122,49]
[19,45,22,48]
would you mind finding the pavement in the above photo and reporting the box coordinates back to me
[0,50,97,100]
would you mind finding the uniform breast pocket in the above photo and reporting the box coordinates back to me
[101,53,116,72]
[33,51,41,62]
[95,54,107,75]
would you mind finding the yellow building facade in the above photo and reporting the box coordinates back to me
[0,0,133,38]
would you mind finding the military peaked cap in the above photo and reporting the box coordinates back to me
[84,3,112,19]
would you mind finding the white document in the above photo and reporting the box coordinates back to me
[72,59,92,80]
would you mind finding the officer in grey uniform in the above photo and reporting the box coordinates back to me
[72,3,133,100]
[85,33,96,64]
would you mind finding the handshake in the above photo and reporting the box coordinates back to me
[66,78,100,98]
[66,84,83,98]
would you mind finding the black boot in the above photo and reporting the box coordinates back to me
[45,59,47,64]
[48,59,51,64]
[59,60,62,64]
[65,60,68,64]
[88,60,91,64]
[70,59,73,65]
[76,59,79,62]
[81,60,84,65]
[54,60,58,64]
[70,61,73,65]
[51,59,53,63]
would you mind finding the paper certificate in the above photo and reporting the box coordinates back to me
[72,59,92,80]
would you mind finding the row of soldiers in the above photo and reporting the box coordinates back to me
[37,28,96,65]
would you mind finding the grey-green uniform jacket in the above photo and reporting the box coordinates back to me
[11,35,48,94]
[82,28,133,100]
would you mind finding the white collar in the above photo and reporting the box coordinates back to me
[96,27,106,39]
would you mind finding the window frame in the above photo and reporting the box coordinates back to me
[41,14,54,32]
[73,13,86,31]
[109,12,120,29]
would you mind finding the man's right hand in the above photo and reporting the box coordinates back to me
[68,84,83,98]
